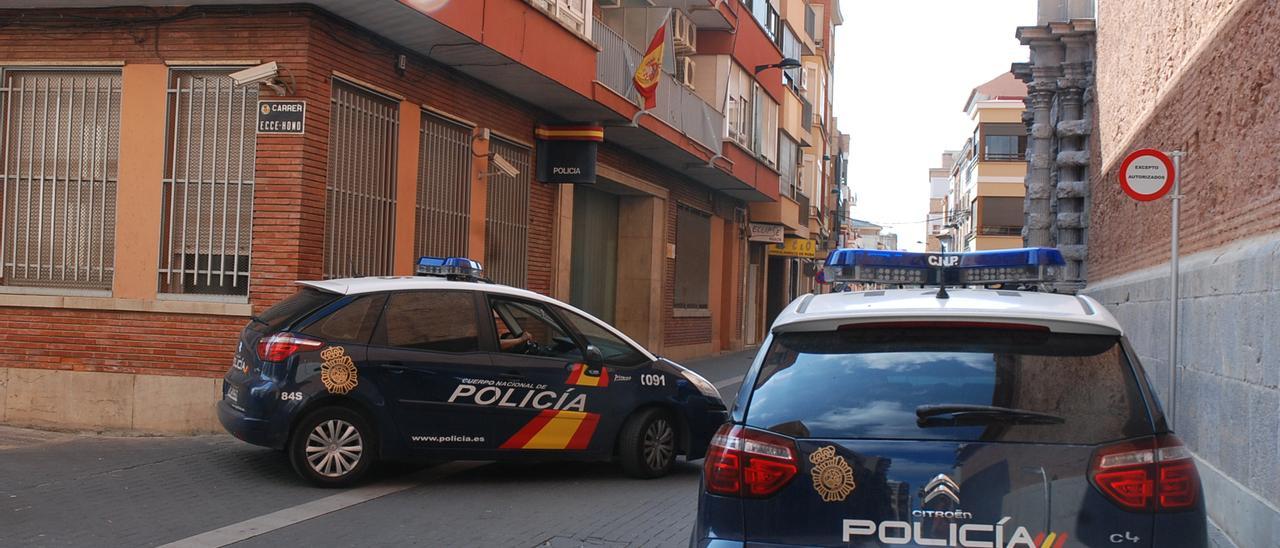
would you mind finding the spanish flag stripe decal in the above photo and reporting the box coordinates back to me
[597,368,610,387]
[1051,534,1068,548]
[565,412,600,450]
[1034,534,1046,547]
[499,409,557,449]
[500,410,601,450]
[1039,533,1057,548]
[522,411,588,449]
[566,365,584,385]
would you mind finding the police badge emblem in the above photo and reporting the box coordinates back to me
[809,445,856,502]
[320,346,358,395]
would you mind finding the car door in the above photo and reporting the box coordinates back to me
[550,304,656,452]
[483,295,607,454]
[363,289,498,455]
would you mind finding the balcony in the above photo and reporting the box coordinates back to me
[978,225,1022,236]
[594,18,725,154]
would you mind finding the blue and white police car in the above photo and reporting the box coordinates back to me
[218,258,727,486]
[692,248,1207,547]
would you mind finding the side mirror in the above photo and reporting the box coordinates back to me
[584,345,605,368]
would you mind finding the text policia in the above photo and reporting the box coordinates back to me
[447,382,588,412]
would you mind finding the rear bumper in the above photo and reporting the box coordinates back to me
[217,400,285,449]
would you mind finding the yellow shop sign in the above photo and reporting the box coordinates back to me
[768,237,817,258]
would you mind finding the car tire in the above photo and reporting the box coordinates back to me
[618,407,677,479]
[288,406,376,487]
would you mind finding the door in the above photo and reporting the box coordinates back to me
[765,255,787,328]
[363,290,496,454]
[570,186,619,323]
[483,295,605,454]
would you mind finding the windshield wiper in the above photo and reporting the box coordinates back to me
[915,404,1064,427]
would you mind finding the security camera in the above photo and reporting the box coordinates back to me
[230,62,279,87]
[491,153,519,178]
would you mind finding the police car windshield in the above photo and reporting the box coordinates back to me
[746,327,1154,445]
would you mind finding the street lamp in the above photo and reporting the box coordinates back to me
[754,57,802,74]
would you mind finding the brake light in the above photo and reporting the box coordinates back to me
[1090,434,1199,511]
[840,321,1050,331]
[256,333,323,362]
[703,424,799,498]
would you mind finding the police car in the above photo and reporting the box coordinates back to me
[218,257,727,486]
[692,248,1207,547]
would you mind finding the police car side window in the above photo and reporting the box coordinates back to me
[558,309,648,367]
[489,298,583,360]
[377,291,481,353]
[300,294,386,343]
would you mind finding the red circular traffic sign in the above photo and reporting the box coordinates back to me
[1118,148,1175,201]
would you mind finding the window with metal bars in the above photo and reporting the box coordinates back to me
[484,137,529,287]
[0,69,121,292]
[416,112,472,259]
[158,69,257,298]
[325,79,398,279]
[675,204,711,310]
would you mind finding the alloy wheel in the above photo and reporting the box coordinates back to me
[642,418,675,471]
[305,418,364,478]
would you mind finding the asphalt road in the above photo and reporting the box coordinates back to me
[0,351,756,548]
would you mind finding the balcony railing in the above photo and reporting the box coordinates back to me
[594,19,725,154]
[978,225,1022,236]
[983,152,1026,162]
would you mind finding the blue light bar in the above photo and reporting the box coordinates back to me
[416,256,485,280]
[824,247,1065,286]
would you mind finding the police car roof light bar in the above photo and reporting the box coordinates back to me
[415,256,490,282]
[823,247,1066,294]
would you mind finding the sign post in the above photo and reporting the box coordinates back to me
[1118,147,1182,428]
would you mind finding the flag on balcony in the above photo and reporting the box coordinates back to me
[632,17,668,110]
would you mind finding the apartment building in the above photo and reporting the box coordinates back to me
[941,73,1028,251]
[0,0,843,432]
[925,151,956,251]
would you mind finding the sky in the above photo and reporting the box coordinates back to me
[831,0,1036,251]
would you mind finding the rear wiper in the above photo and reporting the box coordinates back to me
[915,404,1064,426]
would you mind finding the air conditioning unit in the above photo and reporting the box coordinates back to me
[677,56,696,90]
[672,11,696,54]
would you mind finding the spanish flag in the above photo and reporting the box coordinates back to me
[632,16,668,110]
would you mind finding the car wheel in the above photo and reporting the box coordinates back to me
[619,408,677,479]
[289,406,376,487]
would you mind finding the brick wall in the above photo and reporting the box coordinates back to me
[1090,0,1280,281]
[0,308,243,377]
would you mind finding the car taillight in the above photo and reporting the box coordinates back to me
[703,424,799,498]
[256,333,323,362]
[1090,434,1200,512]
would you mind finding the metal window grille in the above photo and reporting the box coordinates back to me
[674,204,711,309]
[159,69,257,297]
[484,137,529,287]
[416,112,471,259]
[0,69,121,291]
[325,79,398,279]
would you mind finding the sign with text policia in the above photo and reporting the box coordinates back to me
[257,100,306,135]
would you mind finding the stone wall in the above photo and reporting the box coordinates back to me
[1084,232,1280,547]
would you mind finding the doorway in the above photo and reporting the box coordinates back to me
[765,255,788,329]
[570,186,620,323]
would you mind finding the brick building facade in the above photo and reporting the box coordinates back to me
[0,1,846,433]
[1019,1,1280,544]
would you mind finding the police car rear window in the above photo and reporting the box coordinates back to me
[746,328,1153,445]
[256,288,341,330]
